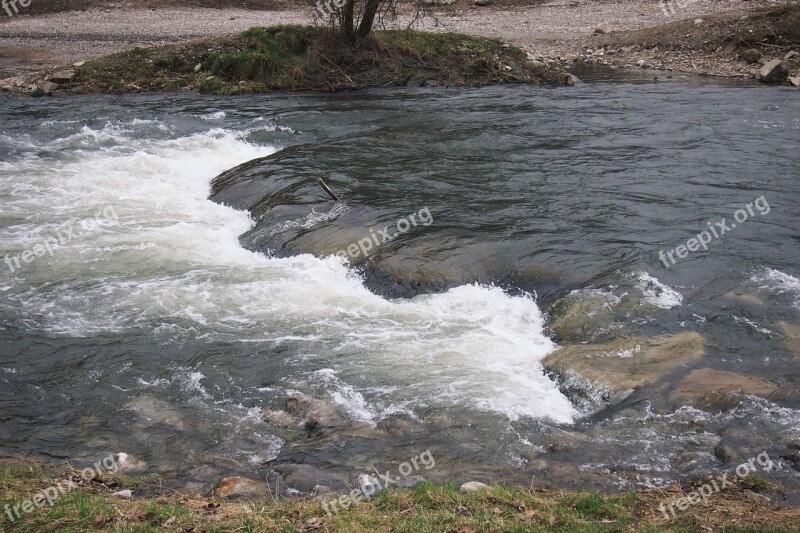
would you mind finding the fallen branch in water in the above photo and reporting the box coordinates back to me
[317,177,340,202]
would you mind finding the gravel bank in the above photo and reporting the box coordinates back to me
[0,0,796,80]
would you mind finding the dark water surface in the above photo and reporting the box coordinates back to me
[1,81,799,496]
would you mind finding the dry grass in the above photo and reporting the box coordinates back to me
[1,458,798,532]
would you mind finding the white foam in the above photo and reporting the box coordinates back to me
[629,271,683,309]
[0,120,577,425]
[751,268,800,309]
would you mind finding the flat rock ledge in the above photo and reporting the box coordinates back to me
[542,332,705,410]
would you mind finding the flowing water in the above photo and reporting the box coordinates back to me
[1,81,799,495]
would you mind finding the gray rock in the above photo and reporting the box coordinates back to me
[757,59,788,84]
[73,61,86,68]
[565,73,580,86]
[274,464,346,493]
[784,50,799,60]
[111,489,132,499]
[194,63,202,73]
[790,77,800,87]
[741,49,762,64]
[459,481,490,492]
[694,18,704,26]
[544,332,704,396]
[714,444,740,464]
[474,0,491,5]
[36,80,59,95]
[594,22,612,35]
[743,489,770,504]
[50,70,76,83]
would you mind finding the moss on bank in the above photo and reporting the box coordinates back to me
[69,25,571,95]
[1,459,798,532]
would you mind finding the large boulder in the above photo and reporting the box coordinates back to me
[50,70,76,83]
[35,80,59,95]
[543,332,705,407]
[669,368,777,409]
[757,59,788,83]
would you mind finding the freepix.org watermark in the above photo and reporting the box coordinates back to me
[659,451,773,520]
[321,450,436,516]
[4,453,119,523]
[659,195,770,269]
[1,0,31,17]
[4,205,119,275]
[335,207,433,262]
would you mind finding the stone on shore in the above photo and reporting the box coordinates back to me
[594,22,612,35]
[460,481,490,492]
[36,80,59,95]
[757,59,788,83]
[741,49,762,64]
[474,0,492,5]
[50,70,76,83]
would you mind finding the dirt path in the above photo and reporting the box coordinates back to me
[0,0,796,80]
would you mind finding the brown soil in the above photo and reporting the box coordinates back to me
[588,4,800,78]
[3,0,293,16]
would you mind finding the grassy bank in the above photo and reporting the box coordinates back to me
[1,459,798,532]
[65,25,570,95]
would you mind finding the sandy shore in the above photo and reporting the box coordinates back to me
[0,0,796,81]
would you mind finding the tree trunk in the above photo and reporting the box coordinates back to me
[356,0,381,40]
[342,0,356,42]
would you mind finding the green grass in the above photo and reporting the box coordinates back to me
[0,458,797,532]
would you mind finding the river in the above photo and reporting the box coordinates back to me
[1,80,799,496]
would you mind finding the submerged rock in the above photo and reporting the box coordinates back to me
[125,395,186,430]
[212,476,270,499]
[273,464,347,493]
[543,332,705,409]
[775,322,800,356]
[284,393,344,431]
[669,369,777,410]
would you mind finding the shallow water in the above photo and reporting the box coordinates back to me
[1,82,799,494]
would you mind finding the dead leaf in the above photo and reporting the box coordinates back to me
[303,517,324,531]
[93,515,110,528]
[162,516,177,527]
[511,499,527,511]
[455,527,476,533]
[455,505,472,516]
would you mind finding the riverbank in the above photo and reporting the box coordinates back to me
[43,26,571,95]
[1,0,799,92]
[1,457,798,532]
